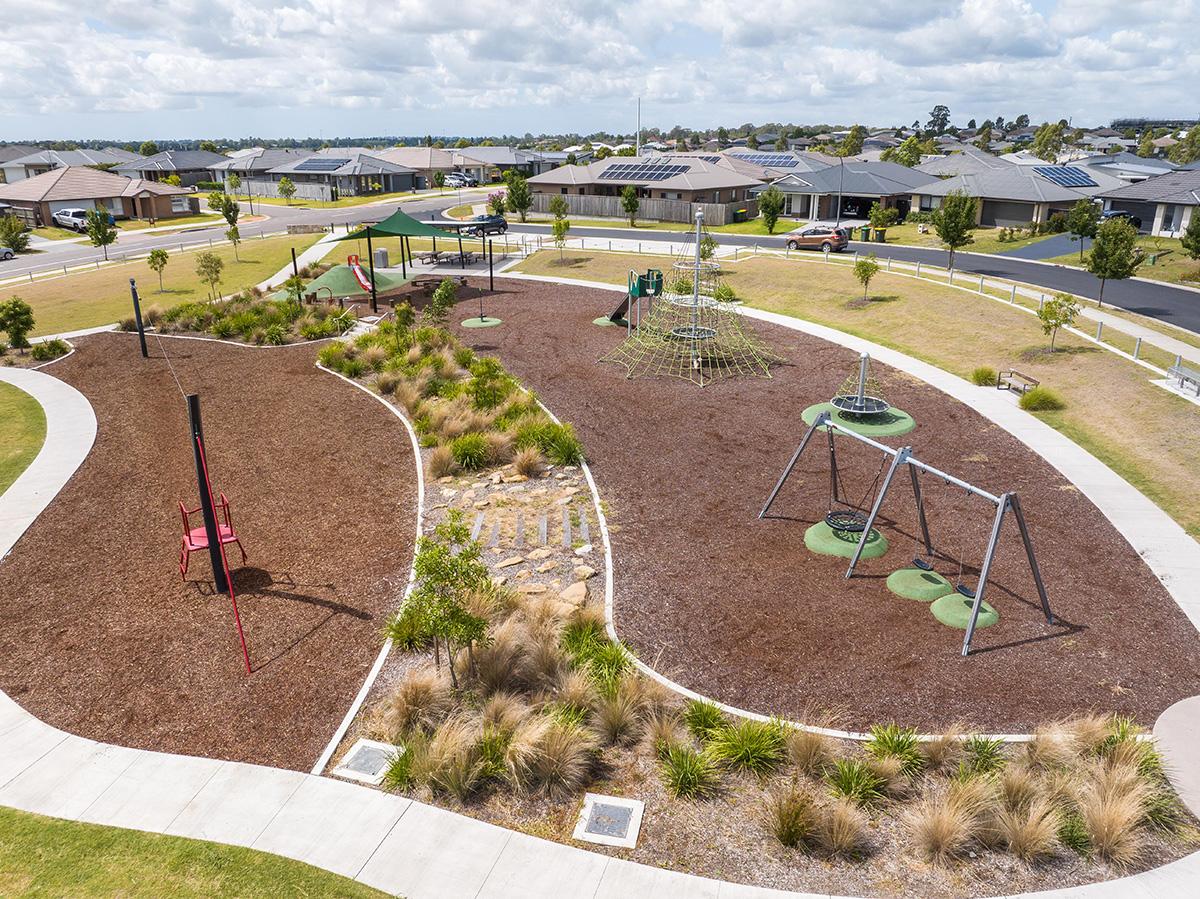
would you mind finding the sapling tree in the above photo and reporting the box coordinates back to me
[931,190,977,271]
[551,216,570,261]
[226,224,241,261]
[758,184,785,234]
[503,171,532,222]
[195,251,225,300]
[425,277,457,326]
[277,176,297,205]
[226,172,241,196]
[433,171,445,190]
[548,194,568,220]
[699,233,717,260]
[621,185,640,226]
[1086,217,1140,308]
[853,254,881,300]
[1037,292,1079,351]
[147,248,169,291]
[0,214,30,254]
[1066,199,1100,261]
[217,193,239,228]
[84,207,118,261]
[0,296,34,353]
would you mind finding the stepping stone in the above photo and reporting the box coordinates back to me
[574,565,597,580]
[514,512,526,547]
[470,513,485,541]
[517,583,548,595]
[562,509,572,548]
[574,543,593,556]
[578,512,590,545]
[560,582,588,605]
[487,522,500,547]
[537,561,557,573]
[496,556,524,569]
[538,513,548,545]
[528,547,553,561]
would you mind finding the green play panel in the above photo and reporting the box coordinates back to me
[887,567,955,602]
[460,316,503,329]
[593,316,625,327]
[804,520,889,560]
[930,592,999,629]
[801,402,916,437]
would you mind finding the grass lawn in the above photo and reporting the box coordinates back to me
[870,222,1059,256]
[0,382,46,496]
[445,203,477,219]
[117,213,224,232]
[0,806,387,898]
[1042,235,1200,287]
[513,249,1200,535]
[21,232,324,336]
[252,187,483,209]
[30,227,79,242]
[508,214,809,236]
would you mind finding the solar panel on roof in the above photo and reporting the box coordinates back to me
[729,152,799,168]
[1033,166,1098,188]
[296,157,350,172]
[597,162,691,182]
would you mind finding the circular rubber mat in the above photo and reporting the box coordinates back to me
[593,316,623,327]
[460,316,503,329]
[887,567,955,602]
[930,592,999,629]
[804,520,889,560]
[801,402,916,437]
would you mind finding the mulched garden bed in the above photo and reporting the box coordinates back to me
[0,332,417,769]
[449,276,1200,732]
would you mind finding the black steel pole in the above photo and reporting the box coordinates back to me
[458,234,465,269]
[188,394,229,594]
[366,228,378,313]
[488,239,494,291]
[400,236,407,280]
[291,247,299,280]
[129,278,148,358]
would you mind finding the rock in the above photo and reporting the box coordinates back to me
[574,565,596,580]
[496,556,524,569]
[536,561,557,573]
[502,474,529,484]
[560,581,588,605]
[437,476,454,484]
[473,499,490,509]
[491,575,507,587]
[516,569,532,580]
[491,472,503,484]
[527,547,553,560]
[574,543,593,556]
[440,488,457,499]
[517,583,548,595]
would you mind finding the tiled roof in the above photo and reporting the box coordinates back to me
[0,166,189,202]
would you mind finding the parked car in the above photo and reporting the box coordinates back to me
[0,246,14,261]
[783,224,849,252]
[52,208,89,231]
[463,214,507,236]
[444,172,478,188]
[1100,209,1143,230]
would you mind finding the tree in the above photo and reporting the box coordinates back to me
[757,184,785,234]
[424,277,456,326]
[147,248,169,291]
[565,152,578,166]
[835,125,865,157]
[277,176,297,205]
[853,254,880,300]
[487,191,506,216]
[931,190,977,270]
[966,118,977,130]
[0,215,30,254]
[0,296,34,353]
[1037,292,1079,351]
[433,171,446,191]
[226,224,241,261]
[717,126,729,146]
[199,140,219,153]
[1182,210,1200,268]
[551,216,570,261]
[1065,199,1100,261]
[139,140,159,156]
[1014,114,1030,129]
[454,138,469,149]
[84,207,118,261]
[615,146,635,157]
[502,172,531,222]
[774,135,787,151]
[1086,217,1140,308]
[882,135,926,167]
[227,172,241,195]
[926,104,951,135]
[1030,122,1065,162]
[1137,132,1155,158]
[195,251,225,301]
[746,133,759,150]
[594,146,613,160]
[974,125,993,150]
[1168,125,1200,165]
[162,174,182,187]
[867,202,900,230]
[620,185,640,227]
[216,193,238,228]
[699,233,717,260]
[548,194,568,220]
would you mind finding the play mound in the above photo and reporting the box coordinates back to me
[887,567,955,602]
[804,520,889,559]
[801,402,915,437]
[931,592,999,629]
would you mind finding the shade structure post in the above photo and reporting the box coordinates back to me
[365,228,378,313]
[400,235,407,279]
[488,239,494,291]
[458,234,465,268]
[128,278,148,358]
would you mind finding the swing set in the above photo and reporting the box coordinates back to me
[760,409,1055,656]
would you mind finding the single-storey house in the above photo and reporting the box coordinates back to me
[207,147,312,194]
[113,149,228,187]
[0,147,143,184]
[373,147,488,188]
[1099,169,1200,236]
[915,147,1013,179]
[262,150,418,201]
[0,145,40,182]
[461,146,548,177]
[0,166,197,227]
[912,168,1097,226]
[759,160,938,220]
[1072,151,1176,184]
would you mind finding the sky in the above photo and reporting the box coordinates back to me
[0,0,1197,141]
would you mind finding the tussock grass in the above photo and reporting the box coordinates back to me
[659,745,721,799]
[643,707,685,760]
[376,666,453,739]
[786,726,834,775]
[481,692,530,736]
[527,721,597,798]
[707,719,787,777]
[996,796,1061,861]
[427,445,457,478]
[593,685,645,746]
[1026,722,1082,769]
[819,798,870,857]
[762,782,820,848]
[418,716,487,801]
[920,724,964,773]
[905,778,995,864]
[513,446,544,477]
[467,617,528,695]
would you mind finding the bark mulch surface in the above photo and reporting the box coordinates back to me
[0,333,416,770]
[453,277,1200,732]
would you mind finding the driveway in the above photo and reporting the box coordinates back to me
[1000,232,1087,260]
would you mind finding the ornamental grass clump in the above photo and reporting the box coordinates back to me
[959,734,1007,777]
[786,726,834,775]
[528,720,597,798]
[513,446,544,478]
[866,723,924,776]
[683,699,727,743]
[660,744,721,799]
[762,781,820,848]
[450,432,490,470]
[1019,385,1066,411]
[995,796,1061,861]
[818,798,870,856]
[375,666,453,739]
[825,758,886,808]
[707,719,788,778]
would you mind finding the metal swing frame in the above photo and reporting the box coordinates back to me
[760,410,1054,656]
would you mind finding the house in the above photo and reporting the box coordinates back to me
[373,147,489,188]
[911,168,1100,226]
[462,146,547,177]
[263,150,418,201]
[1099,169,1200,236]
[0,166,197,227]
[0,147,142,184]
[916,147,1013,178]
[207,147,312,194]
[526,155,761,224]
[757,160,938,220]
[0,145,40,182]
[113,149,228,187]
[1072,151,1176,183]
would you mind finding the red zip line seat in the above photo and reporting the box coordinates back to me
[179,492,247,579]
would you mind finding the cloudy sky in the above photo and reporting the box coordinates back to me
[1,0,1197,141]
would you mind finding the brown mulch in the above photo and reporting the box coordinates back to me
[0,333,416,769]
[451,277,1200,732]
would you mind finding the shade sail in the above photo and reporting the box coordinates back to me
[338,208,459,241]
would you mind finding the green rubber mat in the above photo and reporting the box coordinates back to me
[887,567,955,602]
[801,402,915,437]
[930,592,999,629]
[804,520,889,560]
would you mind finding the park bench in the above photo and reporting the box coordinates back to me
[1168,362,1200,397]
[996,370,1040,395]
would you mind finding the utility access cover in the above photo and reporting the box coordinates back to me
[331,738,398,786]
[572,793,644,849]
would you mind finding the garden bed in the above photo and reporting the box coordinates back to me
[0,332,418,769]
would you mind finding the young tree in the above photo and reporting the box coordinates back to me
[502,172,531,222]
[882,135,924,167]
[217,193,239,228]
[594,146,613,160]
[853,254,881,300]
[1037,292,1079,351]
[1086,217,1140,308]
[277,176,297,205]
[1065,199,1100,261]
[84,207,118,261]
[139,140,159,157]
[930,190,978,270]
[1182,210,1200,269]
[774,135,787,151]
[199,139,219,153]
[0,296,34,353]
[424,277,457,326]
[548,194,568,220]
[226,224,241,261]
[226,172,241,195]
[1136,132,1155,158]
[163,174,182,187]
[551,216,570,261]
[620,185,640,226]
[1030,122,1065,162]
[757,184,785,234]
[716,126,730,146]
[836,125,865,157]
[746,133,759,150]
[0,214,30,254]
[433,171,446,190]
[487,191,506,216]
[147,248,169,291]
[195,251,225,300]
[974,124,993,150]
[565,152,578,166]
[926,104,951,135]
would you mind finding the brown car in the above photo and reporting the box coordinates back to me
[784,224,849,252]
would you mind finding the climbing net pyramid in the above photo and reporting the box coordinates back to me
[600,220,783,387]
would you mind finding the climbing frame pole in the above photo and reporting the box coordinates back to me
[845,446,913,577]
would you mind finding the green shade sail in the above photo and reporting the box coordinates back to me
[338,208,460,241]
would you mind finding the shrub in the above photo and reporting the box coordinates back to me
[383,602,431,651]
[376,666,452,739]
[513,446,543,478]
[561,614,607,666]
[762,782,820,848]
[683,699,727,742]
[866,723,924,776]
[659,744,721,799]
[1019,386,1066,412]
[264,323,288,346]
[970,366,997,386]
[515,420,585,466]
[825,758,885,808]
[713,283,736,302]
[30,338,70,361]
[450,432,490,470]
[317,342,346,370]
[707,719,787,777]
[341,358,366,379]
[1058,809,1091,855]
[382,737,417,791]
[819,798,869,856]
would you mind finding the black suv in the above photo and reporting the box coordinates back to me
[1100,209,1143,230]
[463,214,507,236]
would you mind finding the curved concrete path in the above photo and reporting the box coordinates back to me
[3,343,1200,897]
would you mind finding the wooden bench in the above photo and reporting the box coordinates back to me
[1168,363,1200,397]
[997,370,1040,394]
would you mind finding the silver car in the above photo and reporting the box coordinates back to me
[0,246,14,260]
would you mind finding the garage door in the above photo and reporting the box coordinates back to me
[1106,200,1155,233]
[981,200,1035,227]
